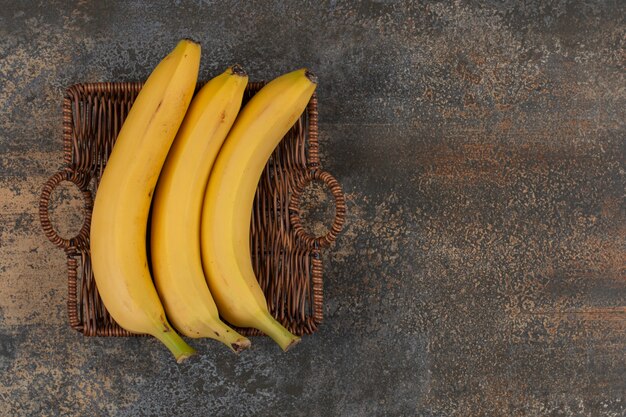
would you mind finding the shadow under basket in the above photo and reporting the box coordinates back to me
[39,82,345,337]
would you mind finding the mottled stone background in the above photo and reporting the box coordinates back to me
[1,1,624,416]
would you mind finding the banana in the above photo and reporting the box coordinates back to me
[150,66,251,353]
[90,39,200,362]
[200,68,317,351]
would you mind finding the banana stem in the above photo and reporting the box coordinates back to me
[196,321,252,353]
[152,328,196,363]
[255,313,301,352]
[216,329,252,354]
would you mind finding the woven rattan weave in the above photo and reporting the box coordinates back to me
[39,81,345,337]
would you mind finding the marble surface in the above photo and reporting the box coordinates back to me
[0,1,624,416]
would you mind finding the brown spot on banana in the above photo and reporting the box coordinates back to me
[160,314,171,332]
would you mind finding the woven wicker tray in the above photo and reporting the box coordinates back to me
[39,82,345,337]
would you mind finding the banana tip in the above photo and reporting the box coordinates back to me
[175,350,197,364]
[231,338,252,354]
[230,64,247,77]
[180,37,201,46]
[304,69,317,84]
[283,337,301,352]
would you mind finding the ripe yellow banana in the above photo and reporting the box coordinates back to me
[200,68,317,351]
[150,66,251,353]
[90,39,200,362]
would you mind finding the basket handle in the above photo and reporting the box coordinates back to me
[289,170,346,249]
[39,169,93,251]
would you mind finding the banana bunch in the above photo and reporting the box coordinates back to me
[90,39,317,361]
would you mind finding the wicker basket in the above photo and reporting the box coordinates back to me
[39,82,345,337]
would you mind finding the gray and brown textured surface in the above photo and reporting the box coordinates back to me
[1,1,624,416]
